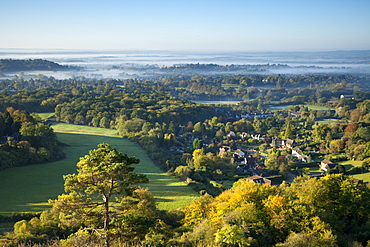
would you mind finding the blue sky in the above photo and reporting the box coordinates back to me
[1,0,369,51]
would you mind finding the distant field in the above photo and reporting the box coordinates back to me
[352,172,370,182]
[0,123,198,215]
[305,105,333,111]
[308,167,321,174]
[338,160,362,168]
[34,112,55,120]
[338,160,370,182]
[266,105,290,111]
[267,104,332,111]
[316,119,342,125]
[193,100,241,104]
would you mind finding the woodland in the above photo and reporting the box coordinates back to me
[0,59,370,246]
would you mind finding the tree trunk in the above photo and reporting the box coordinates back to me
[104,199,110,247]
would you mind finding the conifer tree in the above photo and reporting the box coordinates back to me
[55,143,148,247]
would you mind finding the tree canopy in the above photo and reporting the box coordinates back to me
[53,143,148,247]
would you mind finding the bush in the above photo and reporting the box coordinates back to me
[191,172,205,182]
[174,165,192,180]
[347,166,365,175]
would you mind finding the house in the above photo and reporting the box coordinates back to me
[284,139,297,149]
[251,134,263,140]
[340,94,354,99]
[240,132,249,140]
[272,136,284,146]
[219,146,230,152]
[271,137,297,149]
[227,131,236,140]
[292,148,308,162]
[233,150,246,163]
[246,175,272,185]
[236,156,259,172]
[320,159,337,172]
[233,149,245,159]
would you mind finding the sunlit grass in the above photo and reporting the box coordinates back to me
[267,104,332,111]
[308,167,321,174]
[0,123,198,215]
[337,160,370,183]
[352,172,370,182]
[32,112,55,120]
[192,100,241,105]
[316,119,342,125]
[305,105,333,111]
[266,105,289,111]
[338,160,362,167]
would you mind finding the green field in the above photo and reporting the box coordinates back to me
[305,105,333,111]
[316,119,342,125]
[33,112,55,120]
[352,172,370,182]
[338,160,370,182]
[267,104,332,111]
[193,100,242,105]
[266,105,290,111]
[0,123,198,215]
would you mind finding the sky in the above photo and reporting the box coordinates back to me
[0,0,369,51]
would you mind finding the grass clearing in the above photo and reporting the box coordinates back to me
[266,105,289,111]
[308,167,322,174]
[338,160,370,183]
[193,100,242,105]
[33,112,55,120]
[305,105,332,111]
[338,160,362,167]
[267,104,332,111]
[316,119,342,125]
[352,172,370,182]
[0,123,198,215]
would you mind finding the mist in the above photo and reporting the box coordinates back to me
[0,49,369,80]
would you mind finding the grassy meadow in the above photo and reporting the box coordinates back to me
[192,100,242,105]
[338,160,370,182]
[267,104,332,111]
[0,123,198,215]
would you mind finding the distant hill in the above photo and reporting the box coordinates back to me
[0,59,72,72]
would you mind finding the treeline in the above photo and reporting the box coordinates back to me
[161,74,370,101]
[1,73,370,107]
[0,107,64,170]
[0,59,71,72]
[159,63,286,73]
[2,174,369,246]
[54,90,214,129]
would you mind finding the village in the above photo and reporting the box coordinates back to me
[164,99,368,193]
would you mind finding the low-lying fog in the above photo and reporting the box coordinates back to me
[0,49,369,79]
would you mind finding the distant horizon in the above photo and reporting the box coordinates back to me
[1,48,370,53]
